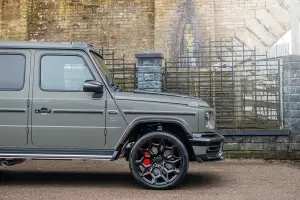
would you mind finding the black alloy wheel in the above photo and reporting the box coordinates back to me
[129,132,189,189]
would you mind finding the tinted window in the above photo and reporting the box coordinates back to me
[0,54,25,91]
[41,55,94,91]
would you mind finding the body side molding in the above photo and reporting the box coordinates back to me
[0,148,114,160]
[0,108,26,113]
[123,110,196,116]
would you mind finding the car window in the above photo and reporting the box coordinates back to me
[0,54,25,91]
[40,55,94,91]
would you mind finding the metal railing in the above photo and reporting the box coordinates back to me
[97,47,137,92]
[98,38,282,130]
[164,39,281,129]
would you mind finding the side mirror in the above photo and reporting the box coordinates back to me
[83,80,103,95]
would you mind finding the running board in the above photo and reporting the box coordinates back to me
[0,148,114,160]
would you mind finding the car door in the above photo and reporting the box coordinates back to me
[0,50,31,147]
[31,50,106,148]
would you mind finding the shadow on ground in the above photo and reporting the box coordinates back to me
[0,170,223,189]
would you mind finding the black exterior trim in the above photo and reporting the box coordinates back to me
[0,148,114,160]
[123,110,196,116]
[114,116,193,153]
[195,154,224,163]
[0,108,26,113]
[190,135,224,146]
[52,109,104,114]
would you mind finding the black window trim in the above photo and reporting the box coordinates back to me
[39,53,96,92]
[0,53,26,91]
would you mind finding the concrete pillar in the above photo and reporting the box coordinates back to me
[135,52,164,92]
[282,55,300,130]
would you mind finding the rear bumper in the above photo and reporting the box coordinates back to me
[189,132,224,163]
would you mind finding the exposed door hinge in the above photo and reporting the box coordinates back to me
[27,99,30,108]
[104,128,107,145]
[105,100,107,108]
[26,127,29,135]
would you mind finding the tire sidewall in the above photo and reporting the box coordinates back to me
[129,131,189,189]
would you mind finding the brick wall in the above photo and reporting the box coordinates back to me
[214,0,266,40]
[154,0,266,59]
[0,0,28,40]
[0,0,269,58]
[27,0,154,59]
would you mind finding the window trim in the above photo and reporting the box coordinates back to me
[39,54,96,92]
[0,53,26,91]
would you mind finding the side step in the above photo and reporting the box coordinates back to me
[0,148,115,160]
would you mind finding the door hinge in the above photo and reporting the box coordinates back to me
[104,128,107,145]
[27,99,30,108]
[105,100,107,108]
[26,127,29,135]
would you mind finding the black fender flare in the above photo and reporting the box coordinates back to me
[111,116,192,160]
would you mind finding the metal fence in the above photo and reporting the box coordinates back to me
[98,38,282,130]
[97,47,137,92]
[165,39,281,129]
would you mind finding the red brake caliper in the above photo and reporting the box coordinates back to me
[144,152,151,172]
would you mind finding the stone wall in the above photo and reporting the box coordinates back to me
[136,53,163,92]
[282,55,300,131]
[222,134,289,159]
[0,0,28,40]
[222,134,300,160]
[0,0,289,59]
[28,0,155,59]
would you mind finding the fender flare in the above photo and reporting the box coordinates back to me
[114,116,193,152]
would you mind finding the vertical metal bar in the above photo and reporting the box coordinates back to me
[122,54,125,91]
[231,38,235,127]
[220,40,223,120]
[197,43,200,98]
[133,63,137,90]
[198,52,201,98]
[187,51,190,96]
[112,50,115,78]
[164,61,168,92]
[266,51,269,121]
[242,42,245,129]
[176,59,179,93]
[254,48,257,122]
[278,59,283,128]
[209,40,213,106]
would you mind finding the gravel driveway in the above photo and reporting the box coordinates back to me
[0,159,299,200]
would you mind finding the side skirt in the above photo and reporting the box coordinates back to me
[0,148,114,160]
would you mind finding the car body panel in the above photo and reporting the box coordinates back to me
[0,49,31,147]
[31,50,107,148]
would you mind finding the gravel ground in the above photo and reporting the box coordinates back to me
[0,159,300,200]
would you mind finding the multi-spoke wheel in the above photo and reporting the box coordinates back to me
[129,132,189,189]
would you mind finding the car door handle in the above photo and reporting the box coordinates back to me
[35,108,52,114]
[108,110,118,115]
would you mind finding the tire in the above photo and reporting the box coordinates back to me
[129,131,189,189]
